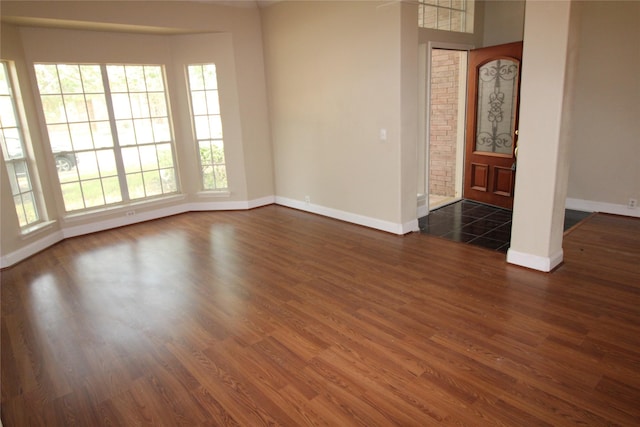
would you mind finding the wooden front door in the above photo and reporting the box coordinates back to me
[464,41,523,209]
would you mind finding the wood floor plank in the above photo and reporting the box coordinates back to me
[316,344,462,424]
[166,340,289,426]
[2,206,640,425]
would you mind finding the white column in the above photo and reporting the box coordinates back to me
[507,0,577,272]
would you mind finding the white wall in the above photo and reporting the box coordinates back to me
[482,0,525,47]
[565,0,640,215]
[261,0,418,233]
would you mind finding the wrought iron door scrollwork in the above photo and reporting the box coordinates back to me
[476,59,519,154]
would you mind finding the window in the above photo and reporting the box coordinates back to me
[0,61,42,227]
[419,0,474,33]
[34,63,178,212]
[187,64,227,191]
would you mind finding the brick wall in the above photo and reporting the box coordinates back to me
[429,49,460,198]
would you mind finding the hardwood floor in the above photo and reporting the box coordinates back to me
[2,205,639,426]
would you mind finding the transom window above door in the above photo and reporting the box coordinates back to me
[418,0,475,33]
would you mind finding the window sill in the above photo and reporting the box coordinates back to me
[20,220,57,238]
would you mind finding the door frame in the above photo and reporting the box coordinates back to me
[419,41,473,215]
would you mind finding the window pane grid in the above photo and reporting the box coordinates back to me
[419,0,472,33]
[107,64,177,199]
[0,62,41,227]
[35,63,178,212]
[198,139,226,190]
[108,65,172,145]
[187,64,228,190]
[35,63,118,211]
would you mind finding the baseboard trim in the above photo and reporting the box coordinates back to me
[248,195,277,209]
[62,204,189,239]
[275,196,418,235]
[0,230,65,269]
[1,196,277,269]
[2,195,419,268]
[189,195,275,212]
[566,198,639,218]
[506,248,564,272]
[417,193,428,218]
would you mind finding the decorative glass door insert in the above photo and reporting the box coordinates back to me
[475,59,519,155]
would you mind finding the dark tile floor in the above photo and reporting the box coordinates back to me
[418,199,592,253]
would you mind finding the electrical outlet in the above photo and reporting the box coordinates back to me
[126,210,136,216]
[628,198,638,209]
[304,196,311,205]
